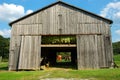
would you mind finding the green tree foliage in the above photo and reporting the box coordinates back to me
[113,41,120,55]
[0,35,9,59]
[41,36,76,44]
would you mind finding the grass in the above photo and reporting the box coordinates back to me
[114,54,120,66]
[0,55,120,80]
[0,70,48,80]
[0,68,120,80]
[0,62,8,70]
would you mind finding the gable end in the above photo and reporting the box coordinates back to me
[9,1,113,26]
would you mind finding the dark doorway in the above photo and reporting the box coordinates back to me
[41,35,77,69]
[41,47,77,69]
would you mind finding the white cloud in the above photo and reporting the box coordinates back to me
[115,29,120,35]
[0,29,11,38]
[0,3,33,22]
[26,10,33,14]
[100,1,120,42]
[100,1,120,18]
[100,1,120,25]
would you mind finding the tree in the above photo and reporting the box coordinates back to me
[0,35,9,59]
[113,41,120,55]
[41,35,76,44]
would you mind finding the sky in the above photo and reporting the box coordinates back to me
[0,0,120,42]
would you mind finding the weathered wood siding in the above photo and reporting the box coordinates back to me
[9,25,41,70]
[18,36,41,70]
[9,36,22,70]
[9,36,41,70]
[77,35,113,69]
[11,3,110,36]
[9,3,113,70]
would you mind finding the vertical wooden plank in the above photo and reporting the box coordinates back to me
[9,36,15,70]
[18,36,41,70]
[97,35,103,67]
[77,35,100,69]
[9,24,22,70]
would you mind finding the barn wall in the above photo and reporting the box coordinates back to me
[18,36,41,70]
[77,35,99,69]
[9,3,113,70]
[9,36,22,70]
[9,25,41,70]
[11,3,110,36]
[77,34,113,69]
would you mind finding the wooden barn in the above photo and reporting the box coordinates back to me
[9,1,113,70]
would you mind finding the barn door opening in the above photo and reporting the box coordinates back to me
[55,51,77,68]
[41,35,77,69]
[56,52,71,63]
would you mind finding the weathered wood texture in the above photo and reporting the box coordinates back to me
[9,35,41,70]
[11,4,110,36]
[9,35,22,70]
[41,44,76,47]
[18,36,41,70]
[77,35,113,69]
[9,3,113,70]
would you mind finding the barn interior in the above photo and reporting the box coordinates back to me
[41,35,77,69]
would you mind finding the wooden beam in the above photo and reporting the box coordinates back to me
[17,33,102,36]
[41,44,76,47]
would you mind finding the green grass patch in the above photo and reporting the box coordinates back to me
[0,69,120,80]
[114,54,120,61]
[0,55,120,80]
[114,54,120,66]
[39,69,120,80]
[0,62,8,70]
[0,71,49,80]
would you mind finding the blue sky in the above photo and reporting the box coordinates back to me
[0,0,120,42]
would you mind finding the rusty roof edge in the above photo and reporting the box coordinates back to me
[9,1,113,26]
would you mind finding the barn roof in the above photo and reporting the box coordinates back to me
[9,1,113,26]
